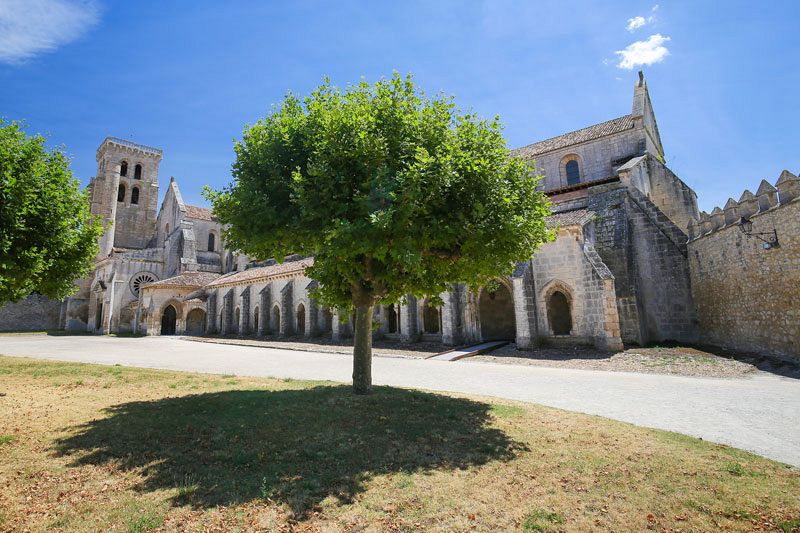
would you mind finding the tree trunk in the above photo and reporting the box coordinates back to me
[352,302,374,394]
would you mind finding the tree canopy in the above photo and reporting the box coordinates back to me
[0,121,102,305]
[206,74,552,393]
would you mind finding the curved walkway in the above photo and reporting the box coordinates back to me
[2,334,799,466]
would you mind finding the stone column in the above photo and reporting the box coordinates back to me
[399,295,418,343]
[206,291,217,334]
[240,286,250,335]
[259,285,271,335]
[440,286,462,346]
[221,289,234,335]
[279,282,293,337]
[511,277,538,349]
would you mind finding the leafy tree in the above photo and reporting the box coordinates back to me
[0,121,102,305]
[205,74,551,394]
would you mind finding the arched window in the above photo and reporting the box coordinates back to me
[566,160,580,186]
[120,161,128,177]
[117,184,125,202]
[134,164,142,179]
[207,233,215,252]
[130,187,139,205]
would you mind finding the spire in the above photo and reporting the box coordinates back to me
[631,71,665,158]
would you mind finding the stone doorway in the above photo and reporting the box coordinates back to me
[296,303,306,336]
[422,300,441,334]
[185,308,206,336]
[161,305,177,335]
[478,284,516,341]
[387,304,400,333]
[547,291,572,335]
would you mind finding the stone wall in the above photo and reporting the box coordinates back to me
[0,294,63,331]
[588,182,698,345]
[687,171,800,361]
[532,128,644,191]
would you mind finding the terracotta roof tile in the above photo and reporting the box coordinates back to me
[144,271,221,289]
[185,205,217,221]
[513,115,635,159]
[545,209,595,229]
[206,258,314,287]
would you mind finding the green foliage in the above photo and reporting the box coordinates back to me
[205,73,551,311]
[0,120,102,304]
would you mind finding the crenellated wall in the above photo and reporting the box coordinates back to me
[687,171,800,361]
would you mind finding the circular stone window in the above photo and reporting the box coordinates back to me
[130,272,157,297]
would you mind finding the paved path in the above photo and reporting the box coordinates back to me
[2,335,799,466]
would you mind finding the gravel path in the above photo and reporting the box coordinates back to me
[474,344,760,378]
[1,334,799,466]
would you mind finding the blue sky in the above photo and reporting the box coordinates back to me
[1,0,798,212]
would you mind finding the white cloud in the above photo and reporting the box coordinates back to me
[626,5,659,32]
[626,16,646,32]
[615,33,671,69]
[0,0,100,64]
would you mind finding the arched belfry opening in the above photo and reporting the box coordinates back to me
[547,291,572,335]
[478,283,516,341]
[161,305,177,335]
[117,184,125,202]
[134,163,142,179]
[120,161,128,177]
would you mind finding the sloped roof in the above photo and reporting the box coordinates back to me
[513,115,635,159]
[185,205,217,221]
[206,257,314,287]
[545,209,595,229]
[144,271,221,289]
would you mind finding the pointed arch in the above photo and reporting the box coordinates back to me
[117,183,126,202]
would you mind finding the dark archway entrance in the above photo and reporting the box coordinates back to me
[547,291,572,335]
[387,304,399,333]
[94,301,103,331]
[422,301,440,334]
[321,309,333,334]
[185,308,206,336]
[161,305,177,335]
[478,284,516,341]
[271,305,281,335]
[296,303,306,336]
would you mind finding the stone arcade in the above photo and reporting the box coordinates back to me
[5,73,766,354]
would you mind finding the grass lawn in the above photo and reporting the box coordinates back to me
[0,356,798,532]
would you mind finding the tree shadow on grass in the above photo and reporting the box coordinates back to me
[53,385,526,519]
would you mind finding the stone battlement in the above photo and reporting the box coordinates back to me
[688,170,799,241]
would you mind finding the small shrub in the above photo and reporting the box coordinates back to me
[523,509,564,532]
[0,435,13,446]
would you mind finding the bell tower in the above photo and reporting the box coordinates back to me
[90,138,162,252]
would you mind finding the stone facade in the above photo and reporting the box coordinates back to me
[687,172,800,362]
[8,73,769,356]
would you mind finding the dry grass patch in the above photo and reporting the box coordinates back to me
[0,355,798,532]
